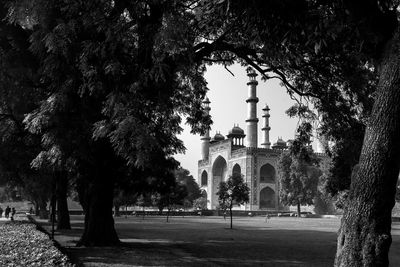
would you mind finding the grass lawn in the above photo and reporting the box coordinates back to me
[49,215,400,266]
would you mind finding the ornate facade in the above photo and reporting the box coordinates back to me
[198,70,290,211]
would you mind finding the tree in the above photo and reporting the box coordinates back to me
[175,168,202,209]
[193,196,208,210]
[216,173,250,229]
[279,122,321,217]
[136,193,153,219]
[193,1,398,264]
[153,183,188,222]
[113,190,138,217]
[314,173,336,215]
[6,0,210,246]
[55,171,71,229]
[279,155,321,218]
[396,179,400,202]
[0,1,52,220]
[3,0,400,262]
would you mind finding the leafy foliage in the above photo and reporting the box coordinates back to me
[279,122,321,216]
[217,173,249,228]
[2,0,214,244]
[175,167,202,208]
[193,196,208,210]
[153,183,188,215]
[0,2,51,214]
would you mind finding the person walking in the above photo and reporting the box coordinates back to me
[10,207,15,221]
[5,206,10,219]
[0,206,3,218]
[265,213,270,223]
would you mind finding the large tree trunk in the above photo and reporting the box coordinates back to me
[297,201,301,218]
[114,205,120,217]
[335,27,400,266]
[34,200,39,216]
[56,172,71,230]
[78,173,120,246]
[166,206,171,222]
[38,199,49,219]
[229,206,233,229]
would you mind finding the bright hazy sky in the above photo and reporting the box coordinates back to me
[174,64,305,177]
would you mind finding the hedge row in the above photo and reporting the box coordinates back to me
[0,222,75,267]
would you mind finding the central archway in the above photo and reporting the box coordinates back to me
[259,187,276,209]
[212,156,227,209]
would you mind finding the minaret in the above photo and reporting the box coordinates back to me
[200,97,211,160]
[261,104,271,149]
[246,69,259,148]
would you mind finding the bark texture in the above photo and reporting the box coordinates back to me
[78,172,120,246]
[56,172,71,230]
[38,199,49,219]
[297,201,301,218]
[114,205,121,217]
[335,26,400,267]
[230,206,233,229]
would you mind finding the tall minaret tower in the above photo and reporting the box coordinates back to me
[261,104,271,149]
[246,70,259,148]
[200,97,211,160]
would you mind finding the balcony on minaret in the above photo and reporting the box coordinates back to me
[247,69,258,85]
[227,124,246,149]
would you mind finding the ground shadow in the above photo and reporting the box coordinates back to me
[45,216,400,267]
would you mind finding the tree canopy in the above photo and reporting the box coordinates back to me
[279,122,321,217]
[217,173,250,229]
[1,1,400,265]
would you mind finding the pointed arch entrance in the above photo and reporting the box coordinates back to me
[212,156,227,208]
[232,164,241,176]
[201,170,208,186]
[260,187,276,209]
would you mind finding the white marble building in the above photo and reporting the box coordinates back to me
[198,70,290,211]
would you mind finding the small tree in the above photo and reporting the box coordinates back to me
[193,196,208,210]
[279,122,321,217]
[175,168,202,209]
[136,194,153,219]
[152,183,188,222]
[113,190,138,217]
[166,184,188,222]
[216,173,250,229]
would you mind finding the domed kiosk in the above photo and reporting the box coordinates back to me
[227,124,245,146]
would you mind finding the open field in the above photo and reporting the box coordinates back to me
[44,215,400,266]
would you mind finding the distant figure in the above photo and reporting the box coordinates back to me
[0,206,3,218]
[11,207,15,221]
[265,213,270,223]
[5,206,10,219]
[29,207,34,215]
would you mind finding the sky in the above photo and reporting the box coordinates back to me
[174,63,306,178]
